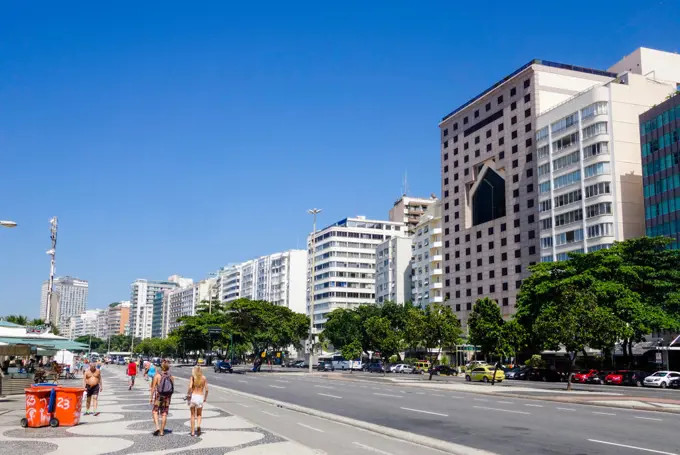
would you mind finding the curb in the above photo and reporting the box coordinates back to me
[174,375,496,455]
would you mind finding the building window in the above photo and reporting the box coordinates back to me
[444,165,449,173]
[466,302,472,311]
[466,275,472,283]
[524,79,530,88]
[499,137,505,146]
[455,290,460,298]
[465,247,471,255]
[512,144,518,154]
[514,233,521,243]
[477,258,482,266]
[453,122,458,130]
[464,155,469,163]
[487,143,492,152]
[464,117,468,124]
[528,230,535,239]
[500,223,506,231]
[475,136,480,144]
[498,123,504,132]
[526,138,533,147]
[499,151,505,159]
[525,123,532,133]
[489,270,495,278]
[529,245,536,255]
[502,297,509,306]
[464,142,469,150]
[455,277,460,284]
[515,265,522,273]
[474,110,479,118]
[515,249,521,258]
[514,219,520,228]
[477,272,483,280]
[526,168,533,177]
[466,289,472,297]
[455,304,461,312]
[511,87,517,96]
[486,130,492,138]
[498,95,504,104]
[513,203,520,213]
[524,94,531,103]
[511,116,517,125]
[511,102,517,111]
[502,252,508,261]
[527,198,534,208]
[477,244,482,253]
[488,241,494,249]
[502,282,509,291]
[512,159,519,168]
[444,141,449,148]
[444,128,449,137]
[478,286,483,295]
[512,130,518,140]
[475,150,480,158]
[485,102,491,112]
[527,183,534,193]
[489,255,495,264]
[489,284,496,293]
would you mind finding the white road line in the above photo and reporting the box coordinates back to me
[525,404,544,408]
[588,439,675,455]
[400,407,449,417]
[275,380,290,384]
[314,385,336,390]
[451,395,463,398]
[373,393,402,398]
[353,442,393,455]
[235,403,250,408]
[473,398,488,402]
[592,411,616,416]
[269,385,285,389]
[556,407,576,411]
[496,401,513,405]
[359,386,368,389]
[635,416,663,422]
[262,411,279,417]
[432,394,445,397]
[415,392,426,395]
[473,406,530,415]
[371,387,382,390]
[317,393,343,399]
[297,422,324,433]
[238,380,248,383]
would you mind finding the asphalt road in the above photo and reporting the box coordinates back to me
[173,367,680,455]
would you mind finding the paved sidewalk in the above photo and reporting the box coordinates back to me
[0,366,323,454]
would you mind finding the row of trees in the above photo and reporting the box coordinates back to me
[321,301,462,372]
[466,237,680,390]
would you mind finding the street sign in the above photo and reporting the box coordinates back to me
[208,327,222,335]
[656,352,663,363]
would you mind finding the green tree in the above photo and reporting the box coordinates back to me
[421,303,462,379]
[3,315,29,326]
[74,335,106,352]
[365,316,401,375]
[321,309,361,352]
[340,340,362,374]
[468,298,505,361]
[402,305,425,356]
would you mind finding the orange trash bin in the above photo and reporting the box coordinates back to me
[53,387,85,426]
[22,386,58,428]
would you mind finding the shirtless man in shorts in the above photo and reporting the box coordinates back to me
[83,363,103,415]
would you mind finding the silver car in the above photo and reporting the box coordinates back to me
[644,371,680,388]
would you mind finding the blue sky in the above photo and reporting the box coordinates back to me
[1,1,679,317]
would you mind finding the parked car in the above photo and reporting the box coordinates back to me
[621,370,650,387]
[401,365,417,374]
[644,371,680,388]
[572,369,598,383]
[390,364,406,373]
[213,360,233,373]
[366,363,385,373]
[432,365,457,376]
[669,376,680,389]
[117,358,126,366]
[466,366,505,383]
[317,361,335,372]
[585,371,612,385]
[526,368,564,382]
[505,367,528,380]
[605,370,627,385]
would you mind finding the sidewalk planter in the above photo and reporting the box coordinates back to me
[22,385,58,428]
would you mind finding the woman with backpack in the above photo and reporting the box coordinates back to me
[149,362,174,436]
[186,366,209,437]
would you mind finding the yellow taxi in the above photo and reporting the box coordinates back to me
[466,365,505,383]
[414,360,431,374]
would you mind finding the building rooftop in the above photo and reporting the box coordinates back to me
[441,59,617,122]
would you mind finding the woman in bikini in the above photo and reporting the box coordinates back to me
[187,366,208,437]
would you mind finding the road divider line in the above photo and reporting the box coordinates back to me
[373,393,402,398]
[317,393,343,399]
[587,439,674,455]
[297,422,324,433]
[353,442,394,455]
[592,411,616,416]
[556,407,576,411]
[635,416,663,421]
[415,392,426,395]
[400,407,449,417]
[262,411,279,417]
[276,380,290,384]
[235,403,250,408]
[473,406,530,415]
[473,398,488,402]
[269,385,285,389]
[431,394,445,397]
[238,380,248,383]
[524,404,543,408]
[496,401,513,405]
[314,385,336,390]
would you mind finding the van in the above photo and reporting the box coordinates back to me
[415,360,431,373]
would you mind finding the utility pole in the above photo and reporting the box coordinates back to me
[307,208,322,374]
[45,217,58,328]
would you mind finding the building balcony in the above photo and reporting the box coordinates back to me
[432,268,443,276]
[431,295,444,303]
[431,241,443,249]
[431,254,443,262]
[433,227,442,235]
[432,282,443,289]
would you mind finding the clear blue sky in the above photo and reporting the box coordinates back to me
[1,1,678,317]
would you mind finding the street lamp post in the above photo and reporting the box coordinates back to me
[45,217,58,328]
[307,208,322,374]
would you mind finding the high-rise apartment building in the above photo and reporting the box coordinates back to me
[106,301,130,336]
[537,60,680,261]
[641,93,680,245]
[308,216,407,331]
[440,60,616,323]
[130,278,184,339]
[375,236,413,304]
[219,251,308,314]
[389,195,438,236]
[411,200,444,307]
[40,276,89,328]
[64,309,101,340]
[163,278,216,337]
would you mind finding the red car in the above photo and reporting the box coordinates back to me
[605,370,627,385]
[572,369,598,383]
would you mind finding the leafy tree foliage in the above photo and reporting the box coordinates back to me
[340,340,363,374]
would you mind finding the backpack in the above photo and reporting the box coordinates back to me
[157,372,174,396]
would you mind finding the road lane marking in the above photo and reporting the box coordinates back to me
[353,442,393,455]
[635,416,663,421]
[592,411,616,416]
[400,407,449,417]
[473,398,489,402]
[473,406,530,415]
[556,407,576,411]
[275,380,290,384]
[371,387,382,390]
[360,386,368,389]
[373,393,402,398]
[262,411,279,417]
[297,423,324,433]
[451,395,463,398]
[269,385,285,389]
[238,380,248,384]
[588,439,675,455]
[314,385,336,390]
[317,393,343,399]
[497,401,513,404]
[415,392,426,395]
[235,403,250,408]
[432,394,445,397]
[525,404,543,408]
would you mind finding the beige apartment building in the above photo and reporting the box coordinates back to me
[389,195,438,236]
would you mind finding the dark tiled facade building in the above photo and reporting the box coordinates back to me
[641,93,680,247]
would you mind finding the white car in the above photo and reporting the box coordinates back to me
[643,371,680,388]
[391,364,407,373]
[400,365,415,374]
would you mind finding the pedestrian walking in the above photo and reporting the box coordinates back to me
[127,359,137,390]
[147,362,156,384]
[83,364,102,416]
[186,366,209,437]
[149,362,174,436]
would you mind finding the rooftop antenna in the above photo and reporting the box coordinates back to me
[402,171,409,197]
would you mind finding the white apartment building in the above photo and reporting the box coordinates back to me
[219,250,308,314]
[308,216,407,331]
[40,276,89,328]
[537,50,680,261]
[106,301,130,336]
[375,236,413,304]
[64,309,101,340]
[389,195,439,236]
[130,278,182,340]
[96,310,108,339]
[411,200,444,307]
[164,278,216,337]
